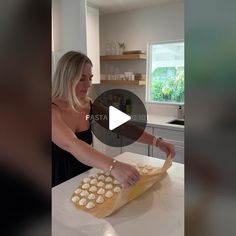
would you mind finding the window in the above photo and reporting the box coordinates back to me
[146,41,184,104]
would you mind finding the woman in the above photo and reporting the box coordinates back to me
[52,51,175,187]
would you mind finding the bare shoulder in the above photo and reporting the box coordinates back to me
[52,103,62,120]
[52,103,60,111]
[52,103,66,129]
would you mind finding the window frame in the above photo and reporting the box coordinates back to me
[145,40,184,105]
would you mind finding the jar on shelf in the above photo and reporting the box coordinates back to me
[105,40,111,55]
[114,67,119,80]
[104,63,109,80]
[109,65,115,80]
[111,41,117,55]
[118,42,125,55]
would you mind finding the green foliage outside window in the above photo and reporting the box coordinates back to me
[150,67,184,103]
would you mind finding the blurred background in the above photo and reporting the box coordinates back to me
[0,0,235,235]
[0,0,51,235]
[185,0,236,235]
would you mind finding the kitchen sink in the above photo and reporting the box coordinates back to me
[167,119,184,126]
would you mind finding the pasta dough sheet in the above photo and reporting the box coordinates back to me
[71,155,172,218]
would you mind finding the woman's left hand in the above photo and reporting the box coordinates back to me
[158,140,176,158]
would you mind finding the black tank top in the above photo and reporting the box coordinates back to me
[52,102,93,187]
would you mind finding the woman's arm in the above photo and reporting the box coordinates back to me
[52,107,112,171]
[136,130,176,158]
[52,107,140,187]
[91,102,175,158]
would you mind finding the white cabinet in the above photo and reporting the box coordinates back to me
[52,0,100,83]
[86,6,100,84]
[104,144,122,158]
[92,121,184,163]
[152,127,184,163]
[102,127,154,157]
[93,134,122,157]
[92,134,105,153]
[92,122,105,153]
[121,126,153,156]
[92,123,122,157]
[52,0,87,53]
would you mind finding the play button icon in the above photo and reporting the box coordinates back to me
[91,89,147,147]
[109,106,131,130]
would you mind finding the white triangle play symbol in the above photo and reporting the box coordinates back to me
[109,106,131,131]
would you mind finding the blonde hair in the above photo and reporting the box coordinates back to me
[52,51,92,110]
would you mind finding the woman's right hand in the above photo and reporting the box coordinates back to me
[110,161,140,188]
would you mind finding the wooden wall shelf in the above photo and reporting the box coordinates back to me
[100,54,146,61]
[100,79,146,85]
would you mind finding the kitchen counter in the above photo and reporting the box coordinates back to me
[52,152,184,236]
[147,115,184,131]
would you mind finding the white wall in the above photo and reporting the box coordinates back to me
[99,1,184,54]
[96,1,184,117]
[52,0,87,75]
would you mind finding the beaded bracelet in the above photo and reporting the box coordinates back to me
[152,136,163,147]
[109,159,117,173]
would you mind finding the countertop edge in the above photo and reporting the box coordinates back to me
[146,115,184,131]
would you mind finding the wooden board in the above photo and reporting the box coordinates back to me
[100,54,146,61]
[100,79,146,85]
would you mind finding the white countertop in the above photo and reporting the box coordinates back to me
[147,115,184,131]
[52,152,184,236]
